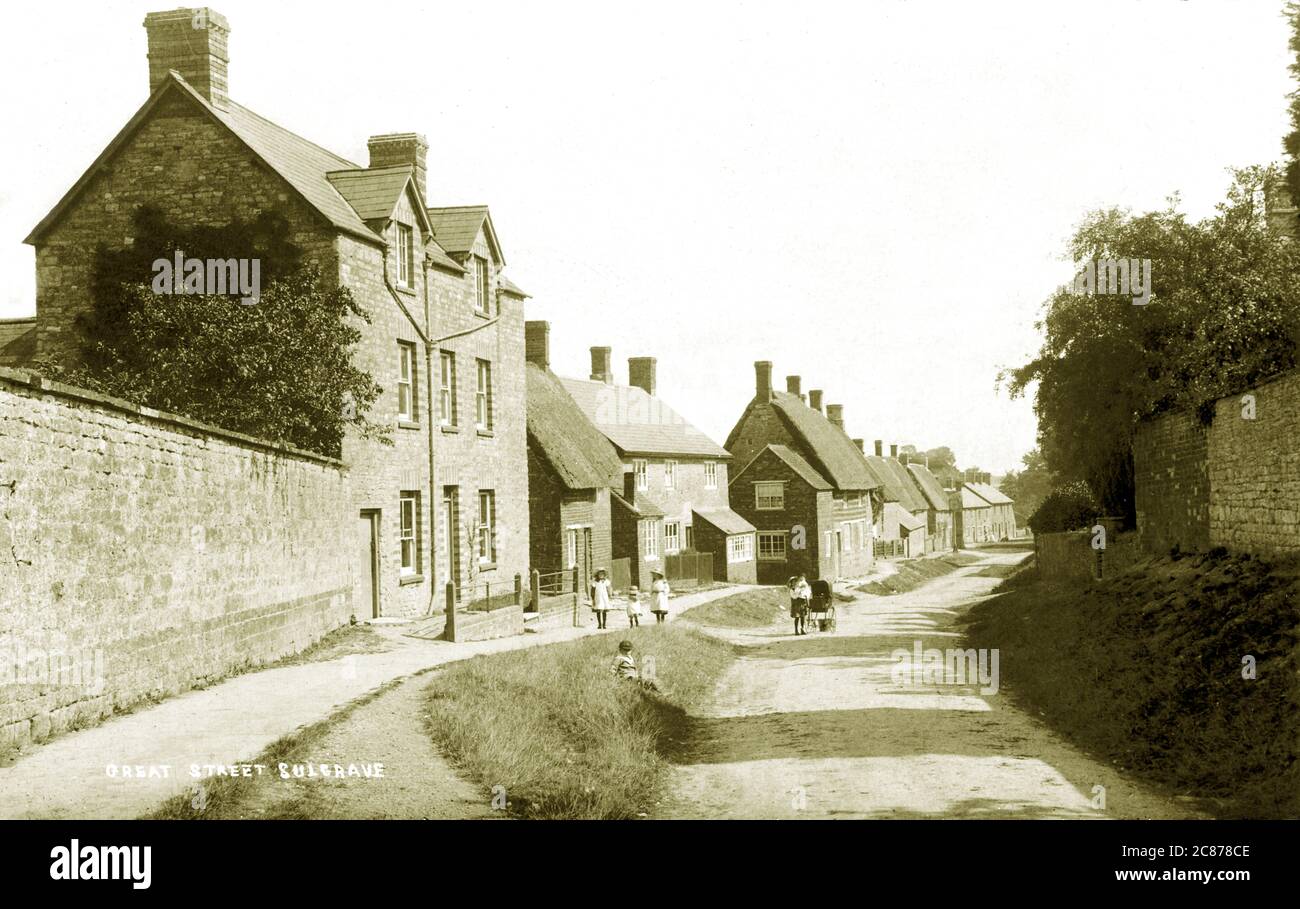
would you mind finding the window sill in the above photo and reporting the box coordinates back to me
[440,424,460,434]
[398,420,420,431]
[477,561,497,572]
[399,573,424,586]
[473,309,492,320]
[476,428,495,439]
[396,284,417,296]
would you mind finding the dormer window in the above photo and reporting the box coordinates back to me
[473,255,489,314]
[396,223,414,288]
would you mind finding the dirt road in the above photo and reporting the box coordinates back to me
[662,551,1204,820]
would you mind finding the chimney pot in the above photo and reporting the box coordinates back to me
[786,375,802,395]
[525,321,550,370]
[826,403,844,429]
[367,133,429,202]
[590,347,613,384]
[874,440,883,457]
[629,357,657,396]
[754,361,773,401]
[809,390,824,412]
[144,8,231,109]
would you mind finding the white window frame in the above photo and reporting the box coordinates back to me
[642,520,659,560]
[757,531,787,561]
[399,491,419,575]
[684,524,694,550]
[634,459,648,492]
[439,351,456,426]
[397,343,415,422]
[755,481,784,511]
[664,460,676,490]
[664,521,681,554]
[473,255,489,314]
[728,533,754,564]
[396,223,413,288]
[565,528,578,570]
[477,490,496,565]
[475,358,493,431]
[703,461,717,489]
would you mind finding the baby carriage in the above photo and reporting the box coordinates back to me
[808,579,836,632]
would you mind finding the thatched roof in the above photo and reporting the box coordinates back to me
[526,363,623,491]
[864,455,930,512]
[906,463,951,511]
[560,377,729,458]
[759,391,878,491]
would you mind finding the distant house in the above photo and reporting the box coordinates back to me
[862,442,931,556]
[950,483,995,546]
[726,365,878,582]
[905,461,954,552]
[535,331,756,587]
[966,481,1017,540]
[524,325,625,597]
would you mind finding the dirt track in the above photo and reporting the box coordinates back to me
[662,551,1205,819]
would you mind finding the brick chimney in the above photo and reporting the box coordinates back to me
[368,133,429,202]
[525,321,549,370]
[786,375,801,396]
[852,438,865,454]
[755,361,773,401]
[900,452,910,466]
[629,357,656,396]
[144,8,231,110]
[590,347,613,384]
[890,444,898,459]
[826,404,843,429]
[809,390,823,413]
[874,440,883,457]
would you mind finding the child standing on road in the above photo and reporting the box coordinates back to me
[626,586,643,627]
[591,569,613,629]
[790,574,812,635]
[650,571,670,623]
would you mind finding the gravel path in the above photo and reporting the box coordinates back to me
[662,551,1205,820]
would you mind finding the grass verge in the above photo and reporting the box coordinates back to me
[676,586,789,627]
[422,624,735,819]
[962,549,1300,818]
[858,552,983,595]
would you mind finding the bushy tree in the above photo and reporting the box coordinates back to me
[1006,166,1300,521]
[1000,448,1054,524]
[1026,482,1101,535]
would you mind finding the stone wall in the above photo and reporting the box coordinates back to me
[1134,370,1300,556]
[0,368,352,750]
[1035,531,1143,584]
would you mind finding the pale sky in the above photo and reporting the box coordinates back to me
[1,0,1292,473]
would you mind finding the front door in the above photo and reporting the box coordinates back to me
[357,510,380,619]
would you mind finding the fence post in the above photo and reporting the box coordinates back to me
[444,581,456,642]
[572,565,581,627]
[514,573,522,608]
[485,581,491,612]
[530,569,540,613]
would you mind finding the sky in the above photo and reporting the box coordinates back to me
[0,0,1293,474]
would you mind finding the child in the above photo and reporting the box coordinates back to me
[591,569,613,629]
[626,586,643,627]
[611,640,637,679]
[790,574,812,635]
[650,571,670,623]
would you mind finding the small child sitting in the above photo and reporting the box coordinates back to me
[610,640,659,691]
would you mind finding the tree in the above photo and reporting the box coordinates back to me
[1000,448,1054,524]
[36,207,387,458]
[1006,166,1300,522]
[1026,482,1101,535]
[1283,2,1300,208]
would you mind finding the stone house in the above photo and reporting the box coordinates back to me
[950,483,995,546]
[966,481,1017,540]
[556,342,756,587]
[862,442,930,555]
[21,7,529,619]
[523,323,623,595]
[726,364,878,582]
[905,461,955,552]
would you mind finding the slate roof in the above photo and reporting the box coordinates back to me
[762,444,833,490]
[957,485,992,509]
[560,378,729,459]
[498,274,528,297]
[760,391,878,491]
[326,165,418,221]
[525,363,623,491]
[612,490,665,518]
[426,206,505,265]
[693,507,757,536]
[906,463,951,512]
[885,501,926,533]
[967,482,1014,506]
[0,319,36,367]
[863,456,930,512]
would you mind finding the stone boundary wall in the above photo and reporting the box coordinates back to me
[0,367,353,750]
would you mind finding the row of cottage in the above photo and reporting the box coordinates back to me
[0,6,1016,621]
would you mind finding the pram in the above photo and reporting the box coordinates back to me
[808,579,836,632]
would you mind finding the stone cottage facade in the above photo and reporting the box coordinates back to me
[22,7,529,620]
[726,364,878,582]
